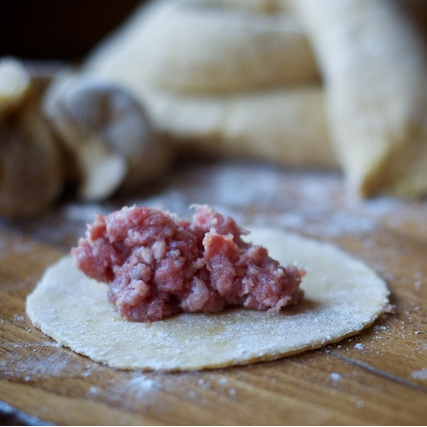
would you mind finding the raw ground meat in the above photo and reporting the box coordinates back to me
[72,205,305,321]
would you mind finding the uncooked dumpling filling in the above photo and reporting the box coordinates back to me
[72,205,305,321]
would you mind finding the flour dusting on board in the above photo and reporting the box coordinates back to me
[136,162,427,240]
[410,368,427,381]
[12,161,427,253]
[0,344,88,380]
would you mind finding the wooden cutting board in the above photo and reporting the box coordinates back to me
[1,160,427,425]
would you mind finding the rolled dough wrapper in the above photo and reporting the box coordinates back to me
[26,227,389,371]
[292,0,427,197]
[85,0,319,95]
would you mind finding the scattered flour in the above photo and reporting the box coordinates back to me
[88,386,99,396]
[62,203,109,223]
[229,388,237,398]
[218,377,228,386]
[410,368,427,381]
[356,401,365,409]
[414,280,423,291]
[0,351,76,379]
[54,161,427,246]
[127,376,156,394]
[330,372,342,384]
[102,374,158,408]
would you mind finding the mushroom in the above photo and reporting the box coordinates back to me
[0,58,64,218]
[43,74,172,201]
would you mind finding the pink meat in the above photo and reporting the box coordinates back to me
[72,205,305,322]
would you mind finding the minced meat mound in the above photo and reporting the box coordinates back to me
[72,205,305,322]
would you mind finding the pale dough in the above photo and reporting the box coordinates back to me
[83,0,334,170]
[85,0,318,95]
[26,227,389,371]
[292,0,427,197]
[139,85,336,170]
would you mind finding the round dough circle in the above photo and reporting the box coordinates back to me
[26,227,389,371]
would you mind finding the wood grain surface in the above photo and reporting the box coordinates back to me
[1,159,427,425]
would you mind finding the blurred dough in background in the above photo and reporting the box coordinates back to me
[1,0,427,220]
[85,0,427,198]
[84,0,337,170]
[293,0,427,198]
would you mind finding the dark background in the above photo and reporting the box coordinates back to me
[3,0,427,63]
[0,0,143,61]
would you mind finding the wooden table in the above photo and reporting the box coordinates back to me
[1,159,427,425]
